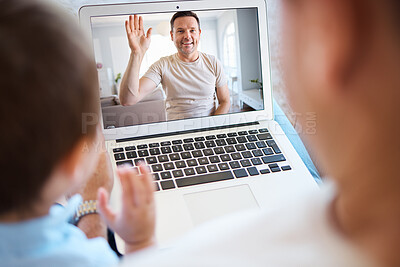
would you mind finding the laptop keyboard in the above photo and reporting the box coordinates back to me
[112,128,292,191]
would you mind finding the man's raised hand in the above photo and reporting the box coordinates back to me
[125,14,152,57]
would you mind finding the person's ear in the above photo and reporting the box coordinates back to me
[300,0,367,91]
[170,30,174,41]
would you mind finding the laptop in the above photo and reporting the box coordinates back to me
[79,0,318,252]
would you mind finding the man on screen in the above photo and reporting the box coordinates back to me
[119,11,231,121]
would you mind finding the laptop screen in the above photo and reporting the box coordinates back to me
[90,8,263,129]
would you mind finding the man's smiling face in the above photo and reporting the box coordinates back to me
[171,16,201,57]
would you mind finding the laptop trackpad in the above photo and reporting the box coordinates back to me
[184,185,259,225]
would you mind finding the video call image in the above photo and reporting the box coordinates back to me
[91,8,263,129]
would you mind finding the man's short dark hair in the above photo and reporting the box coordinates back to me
[0,0,99,214]
[170,11,200,31]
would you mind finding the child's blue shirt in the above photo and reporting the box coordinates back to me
[0,195,119,267]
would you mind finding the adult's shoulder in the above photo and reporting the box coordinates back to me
[199,51,217,62]
[199,51,221,68]
[156,54,178,67]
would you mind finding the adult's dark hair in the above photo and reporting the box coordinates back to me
[170,11,200,31]
[0,0,99,214]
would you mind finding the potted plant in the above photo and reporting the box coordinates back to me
[250,78,263,99]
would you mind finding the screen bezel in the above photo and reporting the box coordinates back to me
[79,0,273,141]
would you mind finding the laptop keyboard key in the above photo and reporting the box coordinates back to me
[225,146,235,153]
[260,169,271,174]
[227,133,238,137]
[194,142,205,149]
[183,138,194,143]
[207,164,218,172]
[231,153,242,160]
[248,130,258,134]
[194,137,205,141]
[161,141,171,146]
[175,161,187,168]
[114,153,125,161]
[217,134,227,139]
[146,157,157,164]
[240,159,251,167]
[251,158,263,165]
[238,131,248,136]
[203,149,214,156]
[213,147,225,154]
[245,143,257,150]
[160,180,175,190]
[125,146,136,151]
[269,163,279,168]
[149,143,159,148]
[187,159,198,167]
[160,171,172,179]
[195,166,207,174]
[138,150,149,157]
[172,140,183,145]
[215,139,227,146]
[184,168,196,176]
[163,162,175,170]
[226,138,237,145]
[247,135,258,142]
[137,144,148,149]
[235,144,246,151]
[218,162,230,170]
[149,148,161,155]
[116,160,133,167]
[229,161,241,169]
[236,136,247,143]
[262,154,286,164]
[241,151,253,158]
[263,147,274,155]
[259,128,269,133]
[266,140,282,154]
[158,155,169,162]
[205,140,216,148]
[126,151,137,159]
[161,147,172,154]
[270,167,281,172]
[247,167,259,176]
[152,164,163,172]
[175,171,234,188]
[198,157,209,165]
[256,141,267,148]
[180,152,192,159]
[233,168,248,178]
[206,135,216,140]
[183,144,195,151]
[134,158,145,166]
[209,156,220,163]
[192,150,203,157]
[172,170,184,178]
[169,153,181,161]
[252,149,263,157]
[281,165,292,171]
[113,148,124,153]
[220,154,231,162]
[172,145,183,152]
[257,133,273,140]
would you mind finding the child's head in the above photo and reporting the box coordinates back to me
[0,0,99,215]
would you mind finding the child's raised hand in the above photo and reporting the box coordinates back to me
[97,163,156,253]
